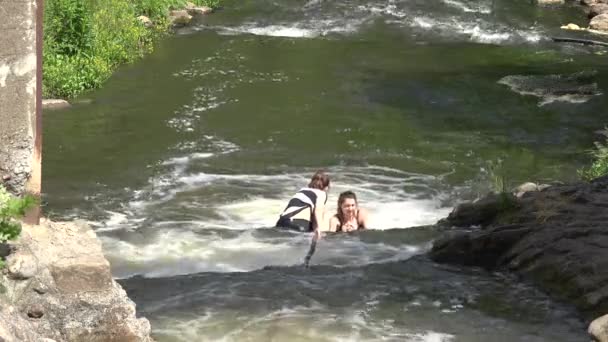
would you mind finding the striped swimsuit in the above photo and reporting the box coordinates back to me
[276,188,326,232]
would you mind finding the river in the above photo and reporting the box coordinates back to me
[43,0,608,340]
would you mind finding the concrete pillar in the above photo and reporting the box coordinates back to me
[0,0,42,223]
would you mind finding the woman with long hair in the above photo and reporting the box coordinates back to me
[275,170,330,232]
[328,190,370,232]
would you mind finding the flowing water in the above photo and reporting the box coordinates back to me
[43,0,608,340]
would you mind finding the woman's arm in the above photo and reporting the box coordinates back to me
[358,208,370,229]
[328,215,339,232]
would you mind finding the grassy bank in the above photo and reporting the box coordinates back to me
[43,0,220,99]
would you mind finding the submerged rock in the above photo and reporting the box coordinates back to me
[0,219,152,341]
[538,0,565,4]
[430,175,608,320]
[41,99,70,110]
[169,10,192,27]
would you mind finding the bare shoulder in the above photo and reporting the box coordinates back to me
[358,207,370,228]
[328,214,339,232]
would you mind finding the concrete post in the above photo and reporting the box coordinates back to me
[0,0,42,224]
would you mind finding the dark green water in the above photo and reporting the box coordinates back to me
[43,0,607,340]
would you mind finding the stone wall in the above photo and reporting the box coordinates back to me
[0,0,41,197]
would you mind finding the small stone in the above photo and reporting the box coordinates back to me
[137,15,153,28]
[560,23,581,30]
[32,281,48,295]
[26,305,44,319]
[6,251,38,280]
[538,0,565,4]
[41,99,70,110]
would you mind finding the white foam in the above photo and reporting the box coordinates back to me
[409,16,543,44]
[418,331,455,342]
[461,25,510,43]
[209,16,364,39]
[239,25,318,38]
[441,0,491,14]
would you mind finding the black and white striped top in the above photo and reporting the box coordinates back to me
[279,187,327,220]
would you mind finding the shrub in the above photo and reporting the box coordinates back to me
[0,185,36,268]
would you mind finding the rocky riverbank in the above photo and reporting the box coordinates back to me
[583,0,608,32]
[551,0,608,34]
[0,219,152,342]
[428,175,608,340]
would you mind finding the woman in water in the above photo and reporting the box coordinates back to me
[276,170,330,232]
[328,190,370,232]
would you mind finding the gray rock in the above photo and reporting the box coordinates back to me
[430,175,608,319]
[6,249,38,280]
[169,10,192,27]
[589,314,608,342]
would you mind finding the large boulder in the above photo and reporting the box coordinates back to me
[430,176,608,319]
[590,314,608,342]
[0,219,153,341]
[590,13,608,31]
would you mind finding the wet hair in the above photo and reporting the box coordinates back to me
[308,170,330,190]
[336,191,358,224]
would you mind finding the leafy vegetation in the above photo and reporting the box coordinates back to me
[0,186,36,268]
[578,128,608,181]
[43,0,221,98]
